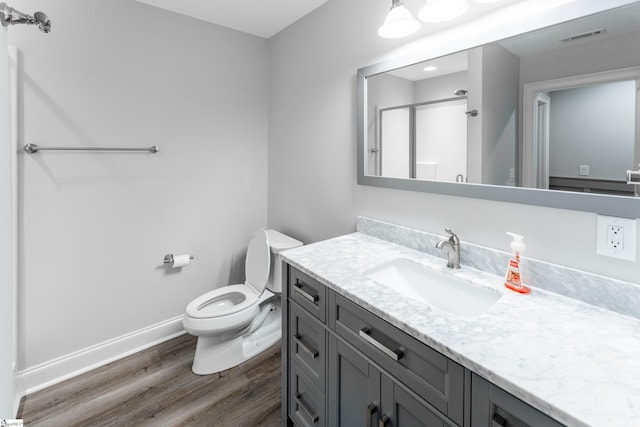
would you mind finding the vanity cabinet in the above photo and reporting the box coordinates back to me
[283,263,565,427]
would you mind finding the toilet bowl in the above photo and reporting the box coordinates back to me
[183,229,302,375]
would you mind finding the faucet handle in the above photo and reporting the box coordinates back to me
[444,228,459,244]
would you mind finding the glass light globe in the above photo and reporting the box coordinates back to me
[378,3,420,38]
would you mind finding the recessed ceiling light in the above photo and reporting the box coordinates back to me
[423,65,438,71]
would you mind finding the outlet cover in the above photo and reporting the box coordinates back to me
[579,165,590,176]
[596,215,637,261]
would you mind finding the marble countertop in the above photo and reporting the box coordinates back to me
[281,232,640,427]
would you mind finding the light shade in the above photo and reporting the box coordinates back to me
[419,0,469,23]
[378,1,420,38]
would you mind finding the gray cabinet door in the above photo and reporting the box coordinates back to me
[327,335,381,427]
[470,374,565,427]
[380,374,458,427]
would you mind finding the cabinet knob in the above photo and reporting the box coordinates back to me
[379,414,391,427]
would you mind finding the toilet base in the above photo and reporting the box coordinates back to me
[191,304,282,375]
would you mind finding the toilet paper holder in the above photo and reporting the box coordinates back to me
[163,253,194,265]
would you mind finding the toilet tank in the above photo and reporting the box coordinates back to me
[266,229,303,293]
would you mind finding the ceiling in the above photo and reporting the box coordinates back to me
[134,0,330,39]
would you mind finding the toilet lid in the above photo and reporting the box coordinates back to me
[245,229,270,294]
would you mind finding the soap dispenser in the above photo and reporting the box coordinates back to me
[504,232,531,294]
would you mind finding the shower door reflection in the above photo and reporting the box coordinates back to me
[378,97,468,182]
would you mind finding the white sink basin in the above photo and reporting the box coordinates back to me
[364,259,501,318]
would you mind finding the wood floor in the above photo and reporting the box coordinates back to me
[18,334,282,427]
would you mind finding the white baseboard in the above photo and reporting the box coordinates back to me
[13,363,22,417]
[16,315,187,396]
[13,389,21,418]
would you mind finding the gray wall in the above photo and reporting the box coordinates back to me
[1,24,15,417]
[467,44,519,186]
[481,44,519,186]
[520,30,640,85]
[549,81,636,180]
[268,0,639,284]
[414,71,467,102]
[11,0,268,370]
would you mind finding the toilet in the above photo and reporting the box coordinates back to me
[183,229,302,375]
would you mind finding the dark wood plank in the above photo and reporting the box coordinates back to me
[18,334,282,427]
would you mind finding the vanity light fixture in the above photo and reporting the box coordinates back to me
[418,0,469,23]
[378,0,421,39]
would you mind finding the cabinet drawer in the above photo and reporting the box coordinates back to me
[329,292,465,426]
[289,267,327,322]
[289,301,326,391]
[471,374,565,427]
[290,362,326,427]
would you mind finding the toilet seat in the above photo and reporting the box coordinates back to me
[186,284,259,319]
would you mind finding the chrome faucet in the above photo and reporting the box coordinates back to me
[436,228,461,269]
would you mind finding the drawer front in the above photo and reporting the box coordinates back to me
[289,301,326,391]
[330,292,465,426]
[471,374,565,427]
[290,362,326,427]
[289,267,327,322]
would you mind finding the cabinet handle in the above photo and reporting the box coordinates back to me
[359,328,404,361]
[492,413,507,427]
[379,414,390,427]
[366,402,378,427]
[294,281,319,303]
[295,392,319,424]
[294,334,319,359]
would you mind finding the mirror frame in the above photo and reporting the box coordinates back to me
[357,5,640,219]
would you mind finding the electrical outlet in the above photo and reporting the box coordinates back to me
[607,225,624,250]
[596,215,637,261]
[579,165,589,176]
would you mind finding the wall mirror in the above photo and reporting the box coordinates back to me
[357,2,640,218]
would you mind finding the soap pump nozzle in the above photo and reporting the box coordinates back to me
[507,232,525,256]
